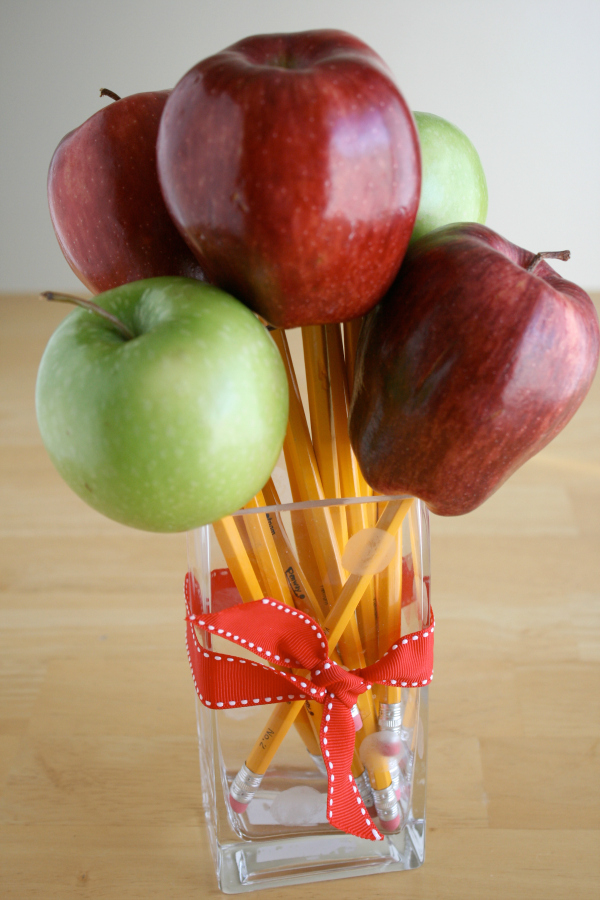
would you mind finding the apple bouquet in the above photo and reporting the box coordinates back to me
[40,27,599,528]
[36,26,599,856]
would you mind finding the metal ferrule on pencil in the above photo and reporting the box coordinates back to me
[378,701,403,732]
[354,768,376,812]
[230,764,264,809]
[387,754,411,805]
[371,783,401,825]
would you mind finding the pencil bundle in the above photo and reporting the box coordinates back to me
[191,322,431,836]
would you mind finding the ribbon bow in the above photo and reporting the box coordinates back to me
[185,573,434,842]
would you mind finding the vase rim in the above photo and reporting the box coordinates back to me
[224,493,415,518]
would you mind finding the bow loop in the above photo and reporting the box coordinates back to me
[187,591,329,672]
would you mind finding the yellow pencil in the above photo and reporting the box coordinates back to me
[260,478,327,621]
[302,325,347,552]
[243,491,296,605]
[326,323,379,664]
[400,501,430,739]
[375,527,404,729]
[358,732,404,833]
[342,316,363,397]
[283,462,326,609]
[212,516,264,603]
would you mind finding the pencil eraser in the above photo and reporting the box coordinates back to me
[229,793,249,814]
[351,707,363,731]
[375,731,402,757]
[395,781,410,802]
[366,804,377,819]
[378,813,401,833]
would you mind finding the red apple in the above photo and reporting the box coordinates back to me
[156,29,421,328]
[349,223,599,516]
[48,91,205,294]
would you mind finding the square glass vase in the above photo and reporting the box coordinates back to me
[186,493,431,893]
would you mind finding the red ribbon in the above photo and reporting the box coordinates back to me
[184,573,434,842]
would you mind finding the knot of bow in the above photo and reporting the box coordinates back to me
[184,573,434,842]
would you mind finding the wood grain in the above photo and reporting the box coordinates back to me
[1,293,598,898]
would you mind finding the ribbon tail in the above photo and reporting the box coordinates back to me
[321,699,383,842]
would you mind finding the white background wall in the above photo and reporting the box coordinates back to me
[1,0,598,293]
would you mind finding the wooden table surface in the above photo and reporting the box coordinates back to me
[1,292,599,899]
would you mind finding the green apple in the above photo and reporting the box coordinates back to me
[35,277,289,532]
[411,111,488,242]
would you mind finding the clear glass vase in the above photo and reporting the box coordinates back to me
[186,491,430,893]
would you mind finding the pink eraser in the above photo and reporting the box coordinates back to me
[228,794,249,814]
[351,708,363,731]
[378,813,401,833]
[396,782,410,802]
[366,804,377,819]
[376,731,402,757]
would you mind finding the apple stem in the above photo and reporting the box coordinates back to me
[99,88,121,102]
[526,249,570,273]
[40,291,135,341]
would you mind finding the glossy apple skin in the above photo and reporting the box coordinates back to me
[48,92,205,294]
[35,278,289,532]
[349,223,599,516]
[411,111,488,243]
[157,30,421,328]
